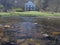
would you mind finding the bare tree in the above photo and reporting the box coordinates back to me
[55,0,60,12]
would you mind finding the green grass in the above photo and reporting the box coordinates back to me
[0,11,60,17]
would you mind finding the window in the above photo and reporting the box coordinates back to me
[29,5,32,8]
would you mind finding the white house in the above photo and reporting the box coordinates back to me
[25,0,36,11]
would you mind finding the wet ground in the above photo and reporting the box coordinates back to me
[0,16,60,45]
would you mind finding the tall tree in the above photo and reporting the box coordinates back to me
[1,0,13,11]
[55,0,60,12]
[42,0,48,10]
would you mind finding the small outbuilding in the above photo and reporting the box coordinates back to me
[25,0,36,11]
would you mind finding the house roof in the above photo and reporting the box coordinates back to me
[25,1,35,7]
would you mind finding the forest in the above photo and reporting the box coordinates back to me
[0,0,60,12]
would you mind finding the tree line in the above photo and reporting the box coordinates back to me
[0,0,60,12]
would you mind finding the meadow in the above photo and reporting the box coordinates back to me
[0,11,60,17]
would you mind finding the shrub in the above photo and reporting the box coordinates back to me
[13,8,24,12]
[0,5,4,9]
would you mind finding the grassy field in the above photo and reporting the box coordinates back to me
[0,11,60,16]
